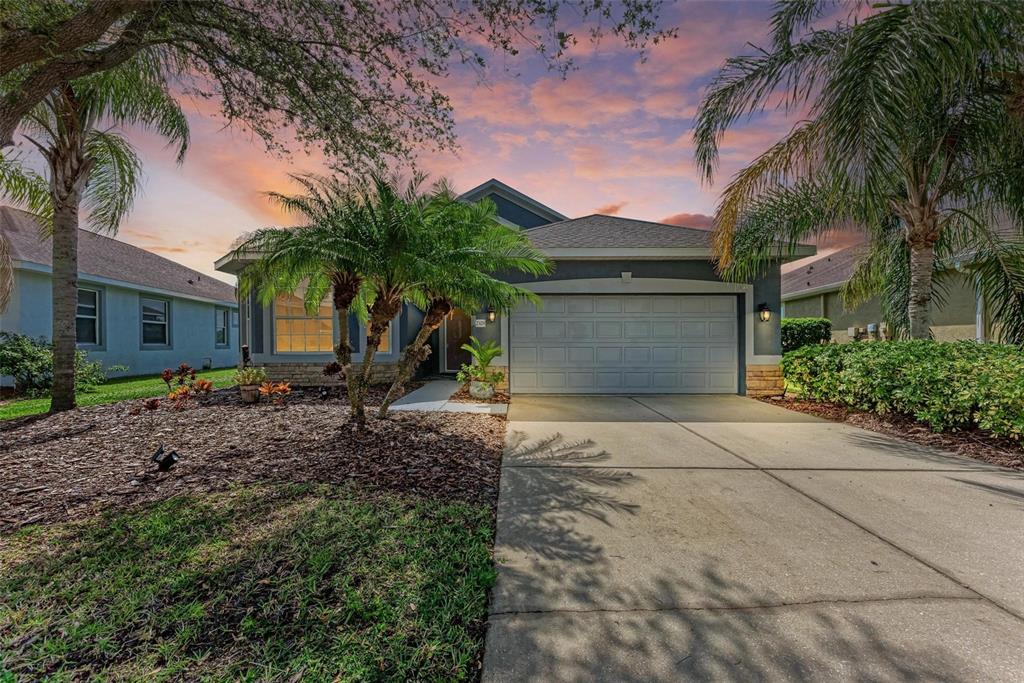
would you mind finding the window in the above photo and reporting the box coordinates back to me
[76,288,100,345]
[215,307,230,347]
[141,297,170,346]
[274,289,333,353]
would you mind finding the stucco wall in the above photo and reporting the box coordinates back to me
[784,271,980,341]
[5,269,238,377]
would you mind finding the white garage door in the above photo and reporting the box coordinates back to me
[509,294,738,394]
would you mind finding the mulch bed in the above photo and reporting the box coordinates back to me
[447,384,511,405]
[0,384,504,534]
[761,395,1024,471]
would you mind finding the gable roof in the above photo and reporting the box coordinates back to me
[458,178,568,224]
[782,245,864,299]
[1,206,236,304]
[527,214,715,249]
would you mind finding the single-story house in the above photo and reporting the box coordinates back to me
[0,206,239,378]
[782,244,991,342]
[215,179,814,396]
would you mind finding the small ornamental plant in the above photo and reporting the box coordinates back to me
[456,336,505,399]
[167,385,193,410]
[233,366,268,386]
[259,381,292,406]
[162,363,198,391]
[194,378,214,394]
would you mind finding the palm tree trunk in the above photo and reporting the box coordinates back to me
[49,182,83,412]
[907,242,935,340]
[350,296,402,426]
[47,123,91,413]
[376,300,451,418]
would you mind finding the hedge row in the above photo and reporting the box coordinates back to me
[782,340,1024,440]
[781,317,833,352]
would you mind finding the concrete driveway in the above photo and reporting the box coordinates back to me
[483,395,1024,682]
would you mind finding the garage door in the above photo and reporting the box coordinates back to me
[509,294,738,394]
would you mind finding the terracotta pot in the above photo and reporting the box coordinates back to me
[239,384,260,404]
[469,380,495,400]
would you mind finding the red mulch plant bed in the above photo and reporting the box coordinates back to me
[0,384,504,533]
[761,395,1024,471]
[447,384,510,405]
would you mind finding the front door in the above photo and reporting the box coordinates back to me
[443,309,473,373]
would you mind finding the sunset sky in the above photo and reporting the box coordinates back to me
[78,2,847,284]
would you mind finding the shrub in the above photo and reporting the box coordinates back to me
[781,317,833,352]
[0,332,118,395]
[782,340,1024,440]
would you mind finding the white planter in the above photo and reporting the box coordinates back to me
[469,381,495,400]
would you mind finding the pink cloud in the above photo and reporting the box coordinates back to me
[594,201,628,215]
[661,212,714,229]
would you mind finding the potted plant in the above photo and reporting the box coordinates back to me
[233,366,267,404]
[456,336,505,400]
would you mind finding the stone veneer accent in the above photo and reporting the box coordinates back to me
[263,362,399,386]
[745,364,784,397]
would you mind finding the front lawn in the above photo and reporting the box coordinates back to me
[0,367,236,421]
[1,484,495,681]
[0,397,505,680]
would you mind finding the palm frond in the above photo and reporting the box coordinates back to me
[83,130,142,233]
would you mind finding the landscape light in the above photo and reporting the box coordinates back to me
[151,445,180,471]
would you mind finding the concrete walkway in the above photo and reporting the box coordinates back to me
[484,394,1024,682]
[389,377,507,415]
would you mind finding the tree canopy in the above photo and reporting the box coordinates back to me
[1,0,675,167]
[693,0,1024,341]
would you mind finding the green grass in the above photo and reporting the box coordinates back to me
[0,484,496,681]
[0,368,237,421]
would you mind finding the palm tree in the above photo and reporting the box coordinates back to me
[376,188,551,417]
[1,54,188,411]
[694,0,1024,341]
[238,173,432,427]
[237,174,372,399]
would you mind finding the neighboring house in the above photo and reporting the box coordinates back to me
[0,206,239,378]
[782,244,989,342]
[215,178,813,396]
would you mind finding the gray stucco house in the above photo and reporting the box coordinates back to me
[782,244,991,342]
[0,206,239,378]
[215,179,813,396]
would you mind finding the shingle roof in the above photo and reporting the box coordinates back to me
[525,214,714,249]
[1,206,236,303]
[782,244,864,298]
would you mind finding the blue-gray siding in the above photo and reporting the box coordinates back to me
[3,268,238,376]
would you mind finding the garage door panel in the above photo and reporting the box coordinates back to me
[510,294,738,394]
[567,297,594,314]
[568,347,595,363]
[567,321,593,338]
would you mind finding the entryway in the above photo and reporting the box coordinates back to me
[442,309,473,373]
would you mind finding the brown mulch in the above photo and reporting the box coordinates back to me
[761,395,1024,471]
[0,384,504,534]
[447,384,511,405]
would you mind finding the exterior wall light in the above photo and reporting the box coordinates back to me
[486,306,496,323]
[758,303,772,322]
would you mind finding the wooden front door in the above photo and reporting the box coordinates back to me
[444,309,473,373]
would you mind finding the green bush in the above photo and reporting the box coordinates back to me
[782,340,1024,440]
[0,332,121,396]
[781,317,833,352]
